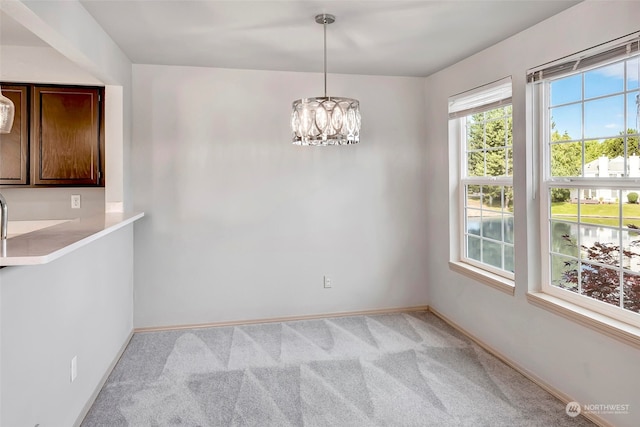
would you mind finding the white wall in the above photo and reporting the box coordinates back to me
[132,64,429,328]
[425,2,640,426]
[0,2,134,425]
[0,0,133,211]
[0,45,102,85]
[0,225,135,426]
[0,187,105,220]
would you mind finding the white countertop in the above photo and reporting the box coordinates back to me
[0,212,144,266]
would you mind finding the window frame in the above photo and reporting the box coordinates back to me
[449,77,515,284]
[536,50,640,327]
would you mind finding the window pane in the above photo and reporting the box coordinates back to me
[504,214,514,244]
[581,262,620,308]
[551,191,576,217]
[484,118,507,148]
[580,224,619,267]
[623,272,640,312]
[622,193,640,226]
[467,235,481,262]
[550,186,574,204]
[550,103,582,141]
[627,91,639,132]
[485,148,507,177]
[481,216,502,241]
[479,185,513,211]
[506,147,513,176]
[503,185,514,210]
[466,115,484,149]
[551,142,582,177]
[583,154,600,178]
[467,151,484,176]
[550,220,579,257]
[482,240,502,269]
[584,95,624,139]
[466,185,481,204]
[585,139,605,164]
[504,245,514,273]
[550,74,581,106]
[550,253,578,291]
[627,57,639,91]
[621,230,640,273]
[481,185,503,210]
[585,62,624,99]
[466,208,482,236]
[580,197,620,227]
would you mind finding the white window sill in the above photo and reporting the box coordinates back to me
[448,261,515,296]
[527,292,640,350]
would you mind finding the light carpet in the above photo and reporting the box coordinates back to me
[82,311,593,426]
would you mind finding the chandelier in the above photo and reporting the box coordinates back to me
[291,14,360,146]
[0,87,15,134]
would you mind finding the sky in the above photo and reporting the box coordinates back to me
[550,56,639,140]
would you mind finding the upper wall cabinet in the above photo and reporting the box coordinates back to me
[32,86,103,186]
[0,83,105,187]
[0,85,29,185]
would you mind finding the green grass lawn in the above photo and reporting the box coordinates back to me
[551,202,640,216]
[551,202,640,227]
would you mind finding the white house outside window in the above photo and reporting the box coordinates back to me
[530,33,640,325]
[449,78,514,280]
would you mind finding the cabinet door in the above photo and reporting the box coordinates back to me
[32,87,101,185]
[0,85,29,185]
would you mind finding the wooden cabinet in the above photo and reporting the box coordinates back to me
[0,83,104,187]
[0,85,29,185]
[32,86,103,186]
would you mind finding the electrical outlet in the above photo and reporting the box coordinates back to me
[71,194,81,209]
[324,275,332,289]
[70,356,77,382]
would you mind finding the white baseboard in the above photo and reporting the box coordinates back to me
[428,306,612,427]
[134,305,431,332]
[73,330,135,427]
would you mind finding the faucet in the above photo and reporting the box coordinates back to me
[0,192,7,240]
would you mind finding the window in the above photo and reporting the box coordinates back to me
[449,78,514,281]
[531,33,640,325]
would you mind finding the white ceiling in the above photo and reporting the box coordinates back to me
[3,1,581,77]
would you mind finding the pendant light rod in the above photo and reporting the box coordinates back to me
[323,16,327,97]
[315,14,335,98]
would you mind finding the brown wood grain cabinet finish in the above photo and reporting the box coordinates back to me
[0,85,29,185]
[32,86,102,186]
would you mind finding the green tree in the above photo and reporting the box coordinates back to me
[550,130,578,202]
[467,107,513,208]
[600,129,639,158]
[585,139,604,163]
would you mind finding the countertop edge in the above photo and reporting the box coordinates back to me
[0,212,145,267]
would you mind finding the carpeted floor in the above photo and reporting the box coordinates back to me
[82,311,593,426]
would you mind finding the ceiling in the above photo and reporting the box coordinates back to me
[3,0,581,77]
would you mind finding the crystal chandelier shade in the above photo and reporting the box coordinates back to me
[291,14,360,146]
[291,96,360,145]
[0,87,15,134]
